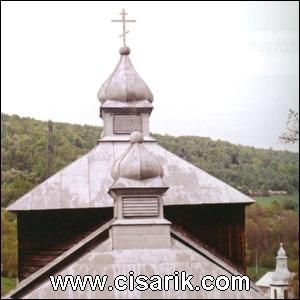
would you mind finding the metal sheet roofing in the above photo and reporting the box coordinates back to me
[7,141,254,211]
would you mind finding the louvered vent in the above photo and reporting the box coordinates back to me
[122,197,159,218]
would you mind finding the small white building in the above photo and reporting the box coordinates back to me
[256,243,296,299]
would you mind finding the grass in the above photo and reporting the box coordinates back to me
[253,193,299,210]
[1,276,16,296]
[247,266,273,282]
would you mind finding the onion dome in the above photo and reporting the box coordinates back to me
[97,46,153,103]
[277,243,287,257]
[111,131,163,181]
[271,243,292,285]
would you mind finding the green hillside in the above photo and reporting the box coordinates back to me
[1,113,298,207]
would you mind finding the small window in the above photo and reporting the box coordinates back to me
[274,289,277,299]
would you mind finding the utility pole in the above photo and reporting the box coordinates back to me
[255,248,258,275]
[47,120,54,177]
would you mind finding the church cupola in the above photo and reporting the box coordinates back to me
[269,243,294,299]
[98,46,154,142]
[108,131,170,249]
[110,131,163,183]
[271,243,292,285]
[97,9,155,142]
[97,46,153,103]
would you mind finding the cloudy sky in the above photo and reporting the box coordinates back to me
[1,1,299,151]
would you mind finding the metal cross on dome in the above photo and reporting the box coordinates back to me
[111,9,136,46]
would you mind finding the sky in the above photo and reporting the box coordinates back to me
[1,1,299,152]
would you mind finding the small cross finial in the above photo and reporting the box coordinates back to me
[111,9,136,47]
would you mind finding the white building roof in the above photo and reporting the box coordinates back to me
[256,272,273,288]
[7,141,254,211]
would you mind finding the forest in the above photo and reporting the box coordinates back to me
[1,113,299,295]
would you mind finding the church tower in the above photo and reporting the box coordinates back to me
[270,243,294,299]
[97,9,154,142]
[256,242,296,299]
[97,46,154,141]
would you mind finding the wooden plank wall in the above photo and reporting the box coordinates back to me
[165,204,246,272]
[17,204,246,281]
[17,208,113,281]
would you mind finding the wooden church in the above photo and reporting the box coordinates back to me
[4,10,263,299]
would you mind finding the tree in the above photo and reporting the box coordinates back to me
[280,110,299,144]
[1,211,17,277]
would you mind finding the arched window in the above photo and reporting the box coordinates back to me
[274,289,277,299]
[284,289,289,299]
